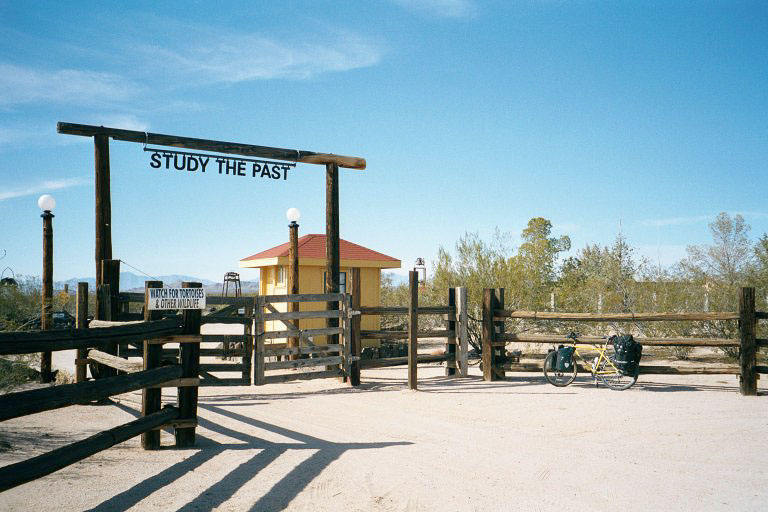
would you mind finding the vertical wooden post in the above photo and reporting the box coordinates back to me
[97,284,112,321]
[350,268,361,386]
[408,270,418,390]
[481,288,498,382]
[101,259,123,365]
[176,282,201,448]
[288,220,300,360]
[325,163,340,345]
[100,259,120,321]
[93,284,114,380]
[254,296,265,385]
[494,288,506,380]
[446,288,457,376]
[75,283,89,384]
[40,209,54,383]
[242,298,254,384]
[141,281,163,449]
[739,287,757,396]
[94,134,112,287]
[456,287,468,377]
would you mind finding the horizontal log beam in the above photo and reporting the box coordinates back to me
[87,350,142,373]
[0,365,182,422]
[360,330,455,340]
[756,311,768,320]
[755,365,768,374]
[57,122,366,169]
[360,354,448,369]
[262,370,341,384]
[359,306,455,316]
[199,378,250,387]
[201,334,249,344]
[494,310,740,322]
[0,319,182,355]
[494,333,740,347]
[261,327,342,339]
[265,355,342,370]
[147,335,202,345]
[149,378,200,388]
[260,293,345,304]
[262,310,342,321]
[0,406,179,493]
[264,344,342,357]
[199,363,243,372]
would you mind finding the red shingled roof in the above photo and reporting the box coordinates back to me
[241,234,399,263]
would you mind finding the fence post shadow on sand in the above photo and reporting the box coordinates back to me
[87,400,412,512]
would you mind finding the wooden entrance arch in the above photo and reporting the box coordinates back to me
[57,122,365,354]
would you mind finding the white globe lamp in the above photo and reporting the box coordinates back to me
[286,207,301,224]
[38,194,56,212]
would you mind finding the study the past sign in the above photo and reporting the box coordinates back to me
[148,288,206,310]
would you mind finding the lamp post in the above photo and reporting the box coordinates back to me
[38,194,55,383]
[286,208,300,359]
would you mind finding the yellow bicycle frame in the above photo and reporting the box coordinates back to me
[570,342,620,376]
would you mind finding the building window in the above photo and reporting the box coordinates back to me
[323,271,347,294]
[277,265,286,286]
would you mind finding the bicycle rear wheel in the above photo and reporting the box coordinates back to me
[596,358,637,390]
[543,351,577,387]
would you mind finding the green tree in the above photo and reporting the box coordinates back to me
[512,217,570,309]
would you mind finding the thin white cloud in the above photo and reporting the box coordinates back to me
[0,63,140,106]
[639,211,768,228]
[0,177,90,201]
[89,114,149,132]
[143,31,382,83]
[392,0,477,18]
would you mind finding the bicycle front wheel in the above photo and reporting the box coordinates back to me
[596,358,637,390]
[543,351,577,387]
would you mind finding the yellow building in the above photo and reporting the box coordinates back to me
[239,234,401,347]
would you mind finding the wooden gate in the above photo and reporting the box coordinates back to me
[119,291,253,386]
[253,293,352,385]
[199,296,254,386]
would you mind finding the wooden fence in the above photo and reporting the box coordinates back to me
[358,270,469,389]
[481,286,767,395]
[119,289,253,386]
[0,281,202,492]
[253,292,352,385]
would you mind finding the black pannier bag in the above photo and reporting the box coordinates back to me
[612,335,643,375]
[556,346,575,372]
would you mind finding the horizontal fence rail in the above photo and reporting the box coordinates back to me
[361,330,456,340]
[0,365,183,422]
[495,310,740,322]
[262,310,343,321]
[360,353,448,369]
[0,318,182,355]
[359,306,455,316]
[0,406,180,493]
[494,333,743,347]
[261,292,345,304]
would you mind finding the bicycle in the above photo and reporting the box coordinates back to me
[542,332,638,390]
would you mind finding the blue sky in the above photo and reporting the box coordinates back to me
[1,0,766,283]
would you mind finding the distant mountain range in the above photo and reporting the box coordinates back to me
[56,272,259,293]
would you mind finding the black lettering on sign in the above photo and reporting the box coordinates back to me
[147,148,295,182]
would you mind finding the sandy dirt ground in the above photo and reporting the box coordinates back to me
[1,362,767,512]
